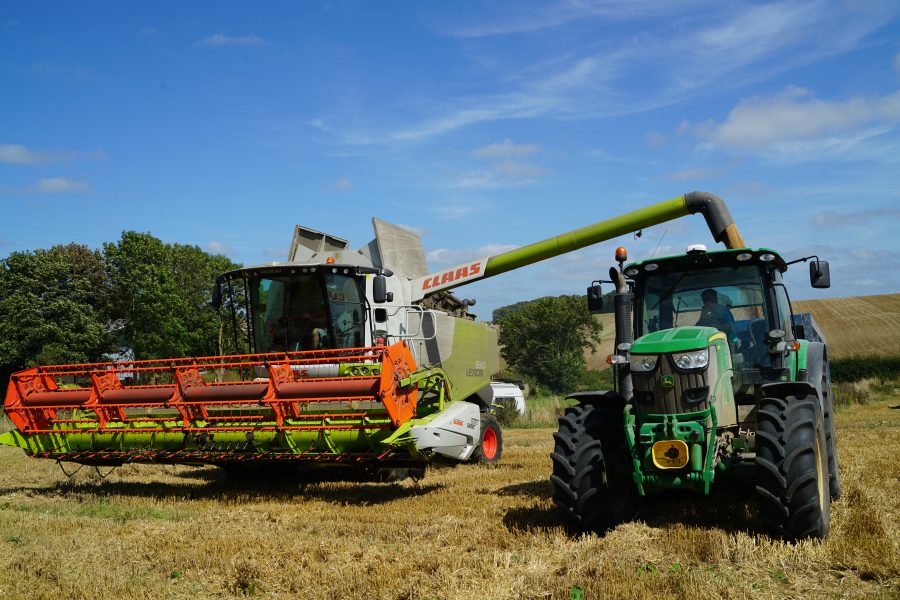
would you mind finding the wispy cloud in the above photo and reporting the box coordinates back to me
[396,224,429,236]
[426,244,517,267]
[0,143,105,165]
[26,62,93,81]
[196,33,268,47]
[812,206,900,227]
[205,241,233,255]
[662,168,726,182]
[32,177,90,193]
[692,86,900,152]
[442,0,698,38]
[471,139,539,159]
[324,177,353,192]
[327,3,897,146]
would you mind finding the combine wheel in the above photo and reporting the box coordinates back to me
[755,396,831,540]
[550,404,637,534]
[470,413,503,464]
[821,373,842,500]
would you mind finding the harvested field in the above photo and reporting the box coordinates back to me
[1,396,898,599]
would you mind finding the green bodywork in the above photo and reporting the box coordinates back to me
[615,248,805,495]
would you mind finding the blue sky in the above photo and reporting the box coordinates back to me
[2,1,899,320]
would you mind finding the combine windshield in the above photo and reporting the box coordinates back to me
[639,265,771,367]
[247,271,366,353]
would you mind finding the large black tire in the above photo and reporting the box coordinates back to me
[756,396,831,540]
[821,372,842,500]
[550,403,638,534]
[470,413,503,464]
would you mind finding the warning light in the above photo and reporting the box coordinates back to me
[615,247,628,262]
[326,257,335,264]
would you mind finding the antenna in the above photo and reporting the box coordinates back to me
[650,228,668,258]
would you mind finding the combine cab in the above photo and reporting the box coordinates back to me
[3,191,758,481]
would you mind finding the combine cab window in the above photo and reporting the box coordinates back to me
[640,266,771,368]
[248,272,366,353]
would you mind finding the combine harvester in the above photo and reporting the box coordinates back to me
[3,192,752,481]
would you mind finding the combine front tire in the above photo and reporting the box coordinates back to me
[550,404,637,534]
[755,395,831,540]
[471,413,503,464]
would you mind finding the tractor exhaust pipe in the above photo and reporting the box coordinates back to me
[610,267,633,402]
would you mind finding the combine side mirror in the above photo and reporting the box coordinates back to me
[587,283,603,313]
[810,261,830,288]
[210,282,223,309]
[373,274,393,303]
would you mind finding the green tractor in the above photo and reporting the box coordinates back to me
[551,243,839,540]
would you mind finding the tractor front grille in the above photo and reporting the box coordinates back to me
[631,351,716,415]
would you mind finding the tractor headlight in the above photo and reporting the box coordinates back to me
[629,354,658,372]
[671,349,709,370]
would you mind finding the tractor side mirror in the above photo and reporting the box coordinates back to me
[587,283,603,313]
[210,282,223,309]
[373,274,393,303]
[810,260,830,288]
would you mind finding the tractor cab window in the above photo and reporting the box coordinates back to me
[640,266,771,368]
[248,272,366,353]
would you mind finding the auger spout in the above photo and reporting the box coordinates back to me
[410,191,745,299]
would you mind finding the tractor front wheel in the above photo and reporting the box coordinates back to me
[470,412,503,464]
[756,395,831,540]
[550,403,637,534]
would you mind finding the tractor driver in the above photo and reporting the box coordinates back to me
[695,288,735,338]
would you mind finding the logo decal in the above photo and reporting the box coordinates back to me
[411,257,490,296]
[660,374,675,388]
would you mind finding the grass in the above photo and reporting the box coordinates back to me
[1,390,898,598]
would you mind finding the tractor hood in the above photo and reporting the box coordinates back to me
[630,326,720,354]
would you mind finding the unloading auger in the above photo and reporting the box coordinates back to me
[1,192,744,479]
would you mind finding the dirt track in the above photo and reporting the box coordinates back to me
[0,397,898,599]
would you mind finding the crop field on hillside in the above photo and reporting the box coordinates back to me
[1,394,897,599]
[584,293,900,370]
[793,294,900,358]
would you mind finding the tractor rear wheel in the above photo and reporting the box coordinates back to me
[550,403,637,534]
[821,373,842,500]
[755,395,831,540]
[470,412,503,464]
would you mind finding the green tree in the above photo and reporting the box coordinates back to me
[0,244,112,379]
[497,295,603,393]
[104,232,240,360]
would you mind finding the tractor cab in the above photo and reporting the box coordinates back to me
[214,264,371,353]
[629,248,789,377]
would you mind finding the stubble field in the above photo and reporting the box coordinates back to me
[0,393,898,599]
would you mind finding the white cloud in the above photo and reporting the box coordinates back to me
[812,206,900,227]
[442,1,699,38]
[27,62,93,80]
[442,159,549,190]
[196,33,267,47]
[327,2,896,147]
[34,177,90,193]
[426,244,517,267]
[693,86,900,151]
[205,241,233,255]
[324,177,353,192]
[0,143,105,165]
[663,168,726,182]
[471,139,538,159]
[396,224,429,236]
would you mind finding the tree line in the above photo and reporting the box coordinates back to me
[0,232,241,382]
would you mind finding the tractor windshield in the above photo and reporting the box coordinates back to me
[639,265,770,367]
[248,271,366,353]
